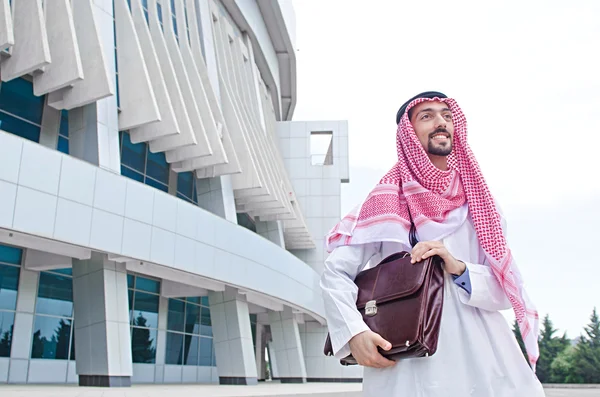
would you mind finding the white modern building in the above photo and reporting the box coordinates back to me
[0,0,361,388]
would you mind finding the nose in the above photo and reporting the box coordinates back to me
[434,113,447,128]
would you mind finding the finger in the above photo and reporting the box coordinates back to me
[412,246,430,263]
[374,334,392,351]
[421,248,441,260]
[372,353,396,368]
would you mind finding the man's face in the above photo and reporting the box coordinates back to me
[409,101,454,157]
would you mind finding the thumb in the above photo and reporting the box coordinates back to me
[374,333,392,351]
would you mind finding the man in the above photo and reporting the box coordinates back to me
[321,92,545,396]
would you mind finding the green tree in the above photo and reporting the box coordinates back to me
[512,319,529,365]
[0,326,12,357]
[131,313,156,363]
[536,314,570,383]
[550,345,583,384]
[572,308,600,383]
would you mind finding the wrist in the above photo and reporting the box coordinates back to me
[451,260,467,276]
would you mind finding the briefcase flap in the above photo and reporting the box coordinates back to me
[355,252,432,310]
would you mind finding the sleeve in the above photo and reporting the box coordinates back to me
[320,242,381,359]
[456,207,512,312]
[452,267,472,294]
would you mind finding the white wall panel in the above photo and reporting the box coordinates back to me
[53,0,113,109]
[160,0,211,160]
[114,0,160,130]
[129,0,179,143]
[0,0,13,49]
[1,0,51,82]
[146,0,196,152]
[33,0,84,96]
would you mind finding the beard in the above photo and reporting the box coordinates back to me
[427,128,453,156]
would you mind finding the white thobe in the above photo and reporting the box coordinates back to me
[321,213,545,397]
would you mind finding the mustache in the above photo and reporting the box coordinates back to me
[429,128,451,139]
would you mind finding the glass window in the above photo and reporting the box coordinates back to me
[165,332,183,365]
[120,131,169,192]
[167,299,185,332]
[132,291,159,329]
[131,327,157,364]
[0,111,41,143]
[0,264,19,311]
[184,302,200,335]
[0,311,14,357]
[199,336,213,366]
[183,334,199,365]
[31,269,75,361]
[121,132,146,173]
[0,78,44,125]
[36,272,73,317]
[165,296,214,367]
[0,244,23,265]
[58,110,69,155]
[128,274,160,364]
[177,172,197,204]
[31,316,72,360]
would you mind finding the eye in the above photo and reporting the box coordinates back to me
[420,114,431,120]
[444,114,453,120]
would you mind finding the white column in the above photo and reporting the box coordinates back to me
[268,307,307,383]
[208,286,257,385]
[67,0,120,173]
[8,260,39,383]
[196,176,237,223]
[153,296,169,384]
[72,252,132,387]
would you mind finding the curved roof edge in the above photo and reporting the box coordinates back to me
[222,0,297,121]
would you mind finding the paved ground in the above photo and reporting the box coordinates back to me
[0,383,598,396]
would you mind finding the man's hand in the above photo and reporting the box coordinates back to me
[349,330,396,368]
[410,240,466,276]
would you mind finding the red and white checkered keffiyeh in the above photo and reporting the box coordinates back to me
[326,97,540,368]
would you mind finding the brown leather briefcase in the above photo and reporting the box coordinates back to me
[323,251,445,365]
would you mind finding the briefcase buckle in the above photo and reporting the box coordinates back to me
[365,300,378,316]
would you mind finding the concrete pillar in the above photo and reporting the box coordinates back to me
[208,286,257,385]
[8,259,39,383]
[68,1,120,173]
[254,323,267,381]
[72,252,132,387]
[268,307,307,383]
[256,220,285,248]
[153,296,169,383]
[38,97,61,150]
[196,175,237,223]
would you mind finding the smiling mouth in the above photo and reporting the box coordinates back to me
[430,133,450,141]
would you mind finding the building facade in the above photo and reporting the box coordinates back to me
[0,0,361,388]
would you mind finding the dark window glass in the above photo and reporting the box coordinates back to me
[128,289,134,322]
[183,334,199,365]
[57,136,69,154]
[31,315,72,360]
[165,332,183,365]
[177,172,195,202]
[144,176,168,192]
[131,292,159,329]
[157,2,163,24]
[51,268,72,276]
[131,327,157,363]
[0,264,19,310]
[0,311,15,357]
[185,302,200,335]
[70,323,75,360]
[146,149,169,185]
[186,297,200,305]
[121,132,146,173]
[199,337,213,366]
[135,277,160,294]
[167,299,185,332]
[201,296,209,307]
[0,244,22,265]
[0,111,41,143]
[0,78,44,125]
[59,110,69,137]
[200,306,212,337]
[36,272,73,317]
[121,166,144,183]
[127,274,134,289]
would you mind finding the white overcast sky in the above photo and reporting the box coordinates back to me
[290,0,600,338]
